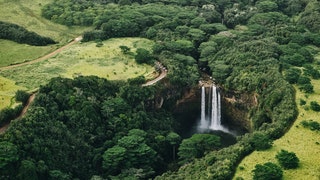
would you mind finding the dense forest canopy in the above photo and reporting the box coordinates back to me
[1,0,320,179]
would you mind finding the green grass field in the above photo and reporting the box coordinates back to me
[0,76,26,109]
[233,82,320,180]
[0,0,89,42]
[0,0,91,66]
[0,0,155,109]
[0,38,155,108]
[0,40,56,67]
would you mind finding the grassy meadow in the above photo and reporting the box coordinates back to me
[0,38,155,108]
[0,40,56,67]
[0,76,26,109]
[233,81,320,179]
[0,0,156,109]
[0,0,91,66]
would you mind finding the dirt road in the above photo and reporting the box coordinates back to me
[142,63,167,86]
[0,36,83,71]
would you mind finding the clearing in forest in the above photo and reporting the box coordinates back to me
[0,38,155,109]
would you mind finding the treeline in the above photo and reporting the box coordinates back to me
[0,21,55,46]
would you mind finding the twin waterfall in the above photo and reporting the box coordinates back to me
[199,85,225,131]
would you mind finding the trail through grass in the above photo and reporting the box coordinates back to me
[0,38,155,106]
[233,81,320,180]
[0,40,56,67]
[0,0,91,66]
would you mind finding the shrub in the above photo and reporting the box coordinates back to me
[15,90,30,105]
[301,120,320,131]
[310,101,320,111]
[276,149,299,169]
[250,132,273,151]
[252,162,283,180]
[299,83,314,93]
[284,68,301,84]
[135,48,153,64]
[299,99,306,106]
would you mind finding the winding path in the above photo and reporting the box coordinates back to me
[0,93,36,134]
[142,67,167,86]
[0,36,83,71]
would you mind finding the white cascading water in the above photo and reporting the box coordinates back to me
[199,85,228,132]
[200,86,207,128]
[210,85,222,130]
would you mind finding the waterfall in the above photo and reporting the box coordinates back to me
[199,85,225,131]
[200,86,206,128]
[210,85,222,130]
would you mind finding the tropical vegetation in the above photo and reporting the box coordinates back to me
[1,0,320,179]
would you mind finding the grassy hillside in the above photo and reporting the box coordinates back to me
[233,81,320,180]
[0,40,57,67]
[0,0,90,66]
[0,38,155,108]
[0,0,88,41]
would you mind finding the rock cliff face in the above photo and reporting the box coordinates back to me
[222,90,258,132]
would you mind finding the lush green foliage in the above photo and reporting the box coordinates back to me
[0,76,178,179]
[310,101,320,111]
[178,134,220,164]
[252,162,283,180]
[0,21,55,46]
[0,105,23,126]
[1,0,318,179]
[135,48,153,64]
[250,132,273,151]
[15,90,30,106]
[275,149,299,169]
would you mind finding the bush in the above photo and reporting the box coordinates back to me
[0,105,23,126]
[284,68,301,84]
[310,101,320,112]
[15,90,30,105]
[299,83,314,93]
[301,120,320,131]
[275,149,299,169]
[135,48,153,64]
[250,132,273,151]
[299,99,306,106]
[252,162,283,180]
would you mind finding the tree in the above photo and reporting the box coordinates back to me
[0,142,19,170]
[102,146,127,174]
[166,132,181,161]
[250,132,273,150]
[135,48,153,64]
[256,1,278,12]
[275,149,299,169]
[103,130,157,178]
[252,162,283,180]
[178,134,220,164]
[284,68,301,84]
[119,45,131,54]
[15,90,30,105]
[310,101,320,112]
[17,160,38,180]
